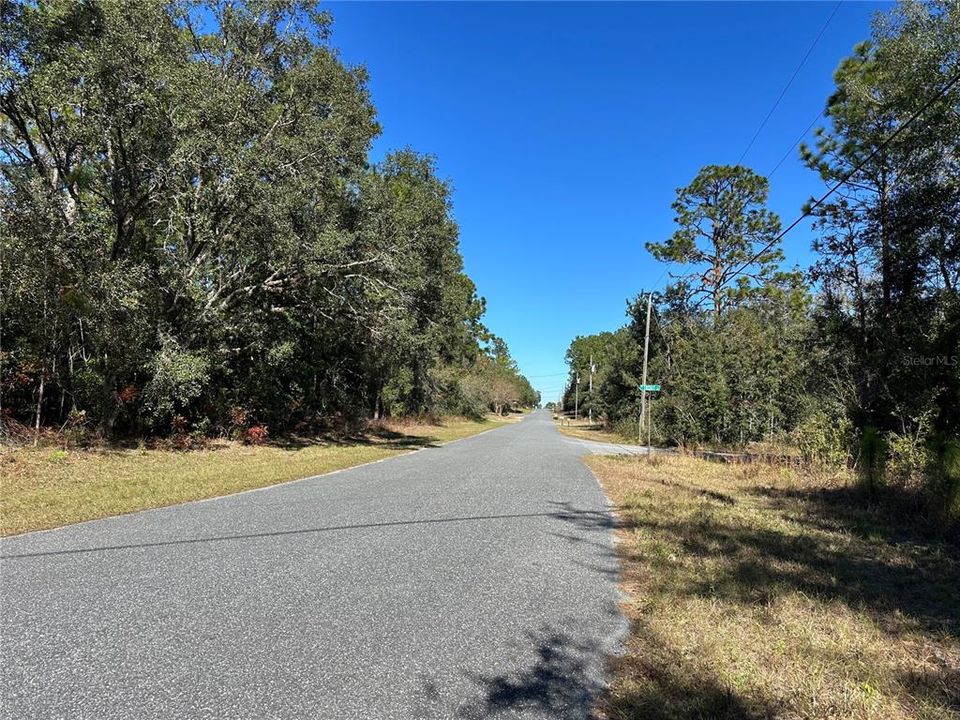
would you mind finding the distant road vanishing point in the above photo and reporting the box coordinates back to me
[1,410,626,719]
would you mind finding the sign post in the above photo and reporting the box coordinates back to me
[638,383,660,457]
[638,294,652,444]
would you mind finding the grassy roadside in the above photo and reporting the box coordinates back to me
[554,417,633,444]
[587,454,959,720]
[0,416,505,537]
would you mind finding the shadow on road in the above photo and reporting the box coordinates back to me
[2,505,616,560]
[456,628,602,719]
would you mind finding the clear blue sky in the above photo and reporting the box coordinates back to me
[326,1,891,402]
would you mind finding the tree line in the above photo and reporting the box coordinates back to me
[563,0,959,517]
[1,0,537,442]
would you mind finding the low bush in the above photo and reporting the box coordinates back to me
[244,425,269,445]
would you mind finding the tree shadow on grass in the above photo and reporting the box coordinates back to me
[602,621,779,720]
[750,484,960,637]
[272,426,442,451]
[750,483,959,546]
[621,486,960,639]
[899,662,960,713]
[39,426,446,455]
[651,474,738,506]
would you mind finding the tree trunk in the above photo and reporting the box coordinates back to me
[34,373,45,446]
[878,179,892,317]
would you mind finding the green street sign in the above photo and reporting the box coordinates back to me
[638,384,661,392]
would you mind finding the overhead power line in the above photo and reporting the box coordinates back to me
[736,1,842,166]
[647,4,838,294]
[767,108,824,178]
[650,65,960,296]
[650,262,673,292]
[731,67,960,280]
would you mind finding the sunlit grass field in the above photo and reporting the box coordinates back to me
[1,416,504,537]
[554,417,634,444]
[589,454,959,720]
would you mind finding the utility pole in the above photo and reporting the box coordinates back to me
[647,382,653,460]
[575,373,580,421]
[639,292,652,445]
[588,355,595,423]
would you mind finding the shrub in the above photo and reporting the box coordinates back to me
[191,417,213,440]
[228,407,249,439]
[791,399,852,469]
[455,373,493,419]
[614,416,645,443]
[71,366,110,422]
[170,414,191,450]
[885,430,931,490]
[141,340,210,428]
[244,425,269,445]
[429,366,491,419]
[62,409,89,449]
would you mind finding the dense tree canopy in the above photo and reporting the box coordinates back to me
[0,0,534,439]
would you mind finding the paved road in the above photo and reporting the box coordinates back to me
[1,410,625,719]
[558,435,650,456]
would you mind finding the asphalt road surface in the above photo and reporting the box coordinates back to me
[1,410,625,719]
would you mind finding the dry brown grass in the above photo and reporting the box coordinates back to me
[556,418,630,444]
[588,454,960,720]
[371,414,507,441]
[0,416,504,537]
[491,409,531,424]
